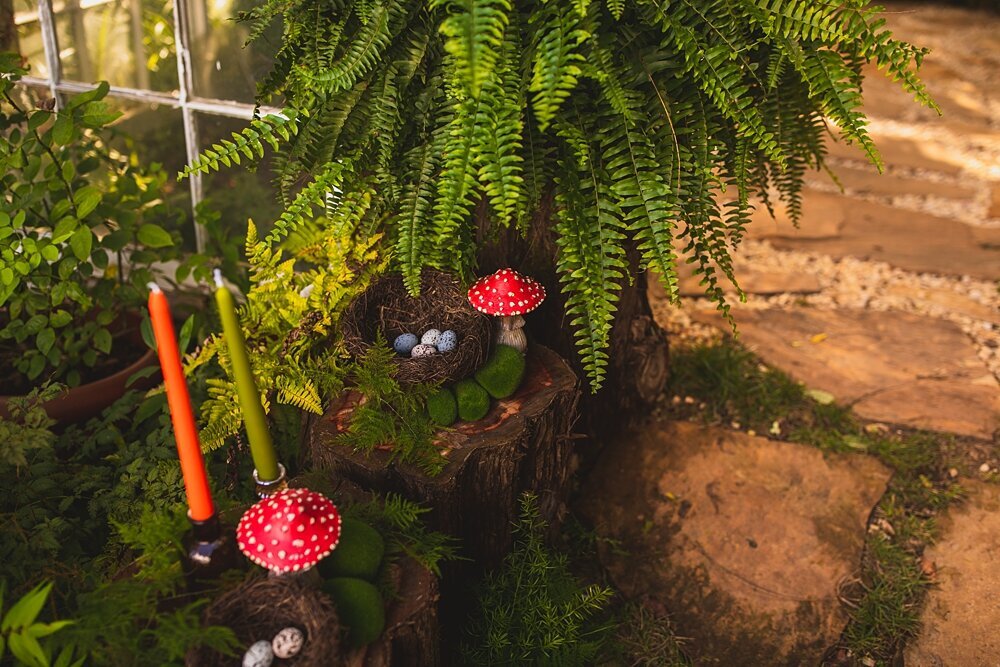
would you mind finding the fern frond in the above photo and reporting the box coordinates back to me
[528,2,587,131]
[179,111,301,180]
[434,0,511,98]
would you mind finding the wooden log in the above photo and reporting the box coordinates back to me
[306,344,579,570]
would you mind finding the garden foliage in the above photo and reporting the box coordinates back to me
[0,55,191,390]
[182,0,936,389]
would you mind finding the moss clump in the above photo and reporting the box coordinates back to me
[318,518,385,581]
[455,379,491,421]
[474,345,527,399]
[322,577,386,647]
[426,387,458,426]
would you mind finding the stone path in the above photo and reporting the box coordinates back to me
[584,3,1000,665]
[580,422,891,666]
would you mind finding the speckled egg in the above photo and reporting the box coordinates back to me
[420,329,441,346]
[242,640,274,667]
[393,333,419,356]
[436,330,458,353]
[271,627,305,659]
[410,344,437,358]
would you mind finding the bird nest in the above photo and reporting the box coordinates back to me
[341,269,491,385]
[186,576,341,667]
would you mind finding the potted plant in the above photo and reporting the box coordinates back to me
[0,53,188,422]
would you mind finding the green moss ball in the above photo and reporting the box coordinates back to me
[426,387,458,426]
[474,344,527,399]
[454,379,491,422]
[322,577,386,647]
[318,518,385,581]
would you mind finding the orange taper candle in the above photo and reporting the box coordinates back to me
[147,283,215,521]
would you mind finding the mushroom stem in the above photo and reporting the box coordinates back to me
[496,315,527,353]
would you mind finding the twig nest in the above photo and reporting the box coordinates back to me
[437,330,458,353]
[420,329,441,346]
[410,344,437,358]
[188,576,341,667]
[242,640,274,667]
[272,627,305,659]
[340,269,491,385]
[392,333,418,356]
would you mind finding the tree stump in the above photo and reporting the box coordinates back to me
[306,344,579,570]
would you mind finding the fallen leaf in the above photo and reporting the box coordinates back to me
[810,332,828,344]
[806,388,836,405]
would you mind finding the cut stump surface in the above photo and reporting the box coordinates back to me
[307,344,579,569]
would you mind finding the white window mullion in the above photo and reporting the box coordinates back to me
[170,0,207,252]
[36,0,61,105]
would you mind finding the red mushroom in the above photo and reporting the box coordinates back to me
[236,487,342,574]
[467,268,546,353]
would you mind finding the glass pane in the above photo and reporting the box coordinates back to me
[197,112,281,238]
[12,0,49,78]
[55,0,178,92]
[88,97,196,247]
[186,0,278,103]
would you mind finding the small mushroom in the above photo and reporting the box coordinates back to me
[236,487,342,575]
[467,268,546,353]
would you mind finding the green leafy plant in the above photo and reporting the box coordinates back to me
[343,492,462,576]
[335,336,445,474]
[463,493,613,665]
[181,0,935,390]
[187,206,386,450]
[0,53,188,392]
[0,582,81,667]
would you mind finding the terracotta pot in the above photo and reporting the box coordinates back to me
[0,316,159,425]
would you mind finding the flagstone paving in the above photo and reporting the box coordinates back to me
[690,308,1000,440]
[904,482,1000,667]
[621,2,1000,664]
[580,422,891,666]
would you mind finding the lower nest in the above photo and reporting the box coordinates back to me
[186,575,341,667]
[341,269,492,385]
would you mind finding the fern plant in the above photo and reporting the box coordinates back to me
[187,206,386,450]
[182,0,935,390]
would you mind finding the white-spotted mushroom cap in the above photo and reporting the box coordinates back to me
[236,487,342,574]
[467,268,546,317]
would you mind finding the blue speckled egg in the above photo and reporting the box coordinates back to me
[437,330,458,353]
[420,329,442,346]
[393,333,419,356]
[410,343,437,358]
[242,640,274,667]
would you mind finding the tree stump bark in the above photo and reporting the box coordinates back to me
[343,557,440,667]
[306,344,579,570]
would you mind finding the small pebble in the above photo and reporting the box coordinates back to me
[242,640,274,667]
[437,330,458,353]
[421,329,441,346]
[272,627,305,659]
[393,333,418,356]
[411,343,437,358]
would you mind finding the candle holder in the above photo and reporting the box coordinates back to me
[181,513,239,592]
[253,462,288,498]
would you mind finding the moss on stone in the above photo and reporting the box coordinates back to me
[427,387,458,426]
[318,518,385,581]
[455,378,491,422]
[474,344,527,399]
[322,577,386,647]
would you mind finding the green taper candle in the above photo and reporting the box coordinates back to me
[213,270,280,482]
